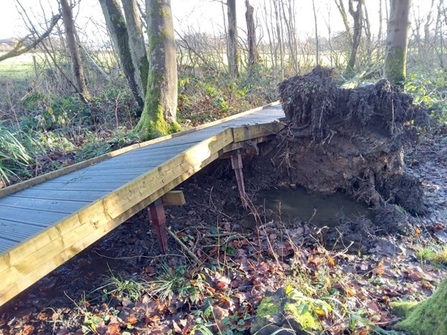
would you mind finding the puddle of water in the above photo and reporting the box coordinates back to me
[257,187,373,226]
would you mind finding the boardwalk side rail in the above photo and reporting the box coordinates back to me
[0,121,283,306]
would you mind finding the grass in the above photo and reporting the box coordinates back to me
[0,53,36,78]
[0,123,35,184]
[93,267,147,302]
[416,243,447,266]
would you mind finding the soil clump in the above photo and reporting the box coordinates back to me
[249,66,429,217]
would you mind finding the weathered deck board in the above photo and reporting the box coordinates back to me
[0,220,45,241]
[0,207,66,225]
[0,103,284,305]
[9,189,113,202]
[0,197,88,213]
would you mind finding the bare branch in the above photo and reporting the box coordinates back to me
[0,13,61,62]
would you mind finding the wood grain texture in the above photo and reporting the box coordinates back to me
[0,104,284,306]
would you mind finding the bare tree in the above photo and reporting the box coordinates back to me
[334,0,353,41]
[345,0,363,78]
[273,0,284,79]
[60,0,91,103]
[384,0,412,84]
[312,0,320,66]
[121,0,148,99]
[245,0,259,67]
[280,0,299,73]
[99,0,144,109]
[135,0,179,138]
[227,0,239,77]
[0,13,61,63]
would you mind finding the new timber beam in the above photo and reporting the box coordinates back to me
[0,128,233,306]
[0,121,284,306]
[162,190,186,206]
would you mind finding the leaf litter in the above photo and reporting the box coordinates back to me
[0,127,447,334]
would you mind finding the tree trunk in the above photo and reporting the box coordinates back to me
[334,0,353,41]
[99,0,144,109]
[312,0,320,66]
[245,0,259,67]
[135,0,180,139]
[393,277,447,334]
[121,0,149,99]
[60,0,91,103]
[280,0,299,73]
[227,0,239,78]
[273,0,284,79]
[344,0,362,78]
[384,0,412,85]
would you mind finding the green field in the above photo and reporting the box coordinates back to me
[0,52,38,78]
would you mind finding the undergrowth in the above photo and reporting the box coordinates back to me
[0,62,277,187]
[405,70,447,123]
[38,216,430,334]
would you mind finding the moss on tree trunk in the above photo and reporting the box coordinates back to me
[122,0,149,100]
[384,46,406,85]
[135,0,179,140]
[99,0,144,109]
[134,70,180,139]
[392,277,447,334]
[384,0,411,85]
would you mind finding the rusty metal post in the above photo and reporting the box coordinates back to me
[148,199,168,253]
[231,151,248,208]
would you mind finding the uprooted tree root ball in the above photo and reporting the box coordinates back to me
[249,66,429,216]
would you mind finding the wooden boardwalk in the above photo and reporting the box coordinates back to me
[0,103,284,306]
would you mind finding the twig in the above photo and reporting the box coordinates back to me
[166,226,201,265]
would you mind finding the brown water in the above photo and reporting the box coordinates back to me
[257,187,373,226]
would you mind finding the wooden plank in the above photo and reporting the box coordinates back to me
[232,122,284,143]
[35,185,117,192]
[0,129,232,303]
[103,128,233,219]
[0,148,224,305]
[43,176,135,185]
[0,207,65,226]
[78,168,150,176]
[0,197,86,214]
[0,119,285,305]
[0,221,43,243]
[10,189,109,202]
[162,191,186,206]
[0,102,280,199]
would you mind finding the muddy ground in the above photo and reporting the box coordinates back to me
[1,71,447,334]
[0,121,446,334]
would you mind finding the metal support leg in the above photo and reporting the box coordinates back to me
[148,199,168,253]
[231,151,248,209]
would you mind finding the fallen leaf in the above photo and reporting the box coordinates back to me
[308,256,321,267]
[20,325,34,335]
[106,322,121,335]
[327,257,336,267]
[365,300,379,312]
[414,227,421,238]
[405,270,422,282]
[373,259,384,276]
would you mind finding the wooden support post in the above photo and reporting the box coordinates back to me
[231,151,248,208]
[148,199,168,253]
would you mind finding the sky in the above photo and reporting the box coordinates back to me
[0,0,432,43]
[0,0,340,41]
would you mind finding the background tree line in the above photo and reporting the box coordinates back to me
[0,0,444,185]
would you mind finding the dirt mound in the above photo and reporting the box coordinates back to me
[250,67,429,215]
